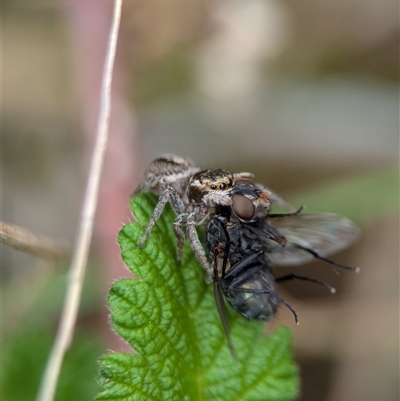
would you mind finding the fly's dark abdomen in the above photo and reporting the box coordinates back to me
[223,264,279,320]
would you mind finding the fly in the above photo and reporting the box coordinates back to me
[207,182,360,357]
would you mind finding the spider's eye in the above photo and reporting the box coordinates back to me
[199,179,203,184]
[211,184,217,190]
[220,183,226,190]
[232,195,255,221]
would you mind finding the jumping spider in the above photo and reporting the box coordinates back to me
[134,154,256,278]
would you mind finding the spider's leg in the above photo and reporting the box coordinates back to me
[233,172,254,181]
[138,185,184,247]
[187,222,213,279]
[173,214,188,265]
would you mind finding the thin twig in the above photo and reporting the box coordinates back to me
[0,220,70,260]
[35,1,123,401]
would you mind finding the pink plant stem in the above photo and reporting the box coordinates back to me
[36,2,124,401]
[65,0,139,351]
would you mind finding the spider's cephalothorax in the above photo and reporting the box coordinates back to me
[134,154,254,278]
[188,169,252,204]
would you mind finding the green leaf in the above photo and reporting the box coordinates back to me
[97,193,299,401]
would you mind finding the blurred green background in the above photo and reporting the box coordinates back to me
[2,1,398,400]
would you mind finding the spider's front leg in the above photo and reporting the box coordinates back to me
[173,211,213,281]
[186,219,213,282]
[233,172,254,181]
[173,214,187,265]
[138,184,185,248]
[202,192,233,208]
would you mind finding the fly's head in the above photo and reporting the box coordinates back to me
[230,183,272,222]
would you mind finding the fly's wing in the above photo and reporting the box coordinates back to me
[267,213,361,266]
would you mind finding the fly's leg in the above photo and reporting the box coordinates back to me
[293,245,360,273]
[268,205,304,218]
[187,222,213,280]
[137,185,185,248]
[276,273,336,294]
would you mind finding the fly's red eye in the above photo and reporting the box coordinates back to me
[232,195,255,221]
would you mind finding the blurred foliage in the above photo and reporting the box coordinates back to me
[1,265,104,401]
[135,49,194,107]
[2,327,101,401]
[289,166,399,224]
